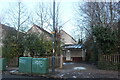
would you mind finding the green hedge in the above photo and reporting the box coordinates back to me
[97,61,119,71]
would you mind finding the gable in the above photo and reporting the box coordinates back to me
[0,24,17,40]
[60,30,77,45]
[27,25,52,40]
[27,25,77,45]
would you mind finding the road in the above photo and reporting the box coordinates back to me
[1,73,52,80]
[0,62,119,79]
[55,62,119,78]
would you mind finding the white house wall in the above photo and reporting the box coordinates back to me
[60,30,76,45]
[28,26,76,45]
[63,50,82,57]
[70,50,82,57]
[28,26,52,40]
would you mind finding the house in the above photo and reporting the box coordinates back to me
[60,30,77,45]
[0,24,20,67]
[59,30,86,62]
[62,44,86,62]
[28,25,86,62]
[27,25,77,44]
[0,24,17,41]
[0,24,17,57]
[27,25,52,41]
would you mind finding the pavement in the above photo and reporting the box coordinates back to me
[55,62,119,78]
[1,62,120,79]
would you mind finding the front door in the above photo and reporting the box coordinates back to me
[66,50,71,61]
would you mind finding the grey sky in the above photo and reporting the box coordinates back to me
[0,0,77,39]
[1,0,117,40]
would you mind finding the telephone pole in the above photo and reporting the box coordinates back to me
[52,0,55,73]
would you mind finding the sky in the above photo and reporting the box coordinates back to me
[0,0,79,40]
[0,0,119,40]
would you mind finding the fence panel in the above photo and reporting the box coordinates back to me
[100,54,120,63]
[48,56,60,68]
[7,56,60,68]
[8,57,18,67]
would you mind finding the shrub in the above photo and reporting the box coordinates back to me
[98,61,119,71]
[2,32,24,58]
[92,26,118,54]
[24,33,52,57]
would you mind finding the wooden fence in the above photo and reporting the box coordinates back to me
[7,56,60,68]
[48,56,60,68]
[99,54,120,63]
[7,57,18,67]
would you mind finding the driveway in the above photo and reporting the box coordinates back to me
[1,71,53,79]
[1,62,119,79]
[55,62,119,78]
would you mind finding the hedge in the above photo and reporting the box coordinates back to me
[97,61,119,71]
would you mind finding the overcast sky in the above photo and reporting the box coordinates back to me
[0,0,79,39]
[0,0,118,40]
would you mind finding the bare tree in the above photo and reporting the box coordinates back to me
[51,2,62,31]
[53,2,62,55]
[33,1,62,32]
[0,10,6,24]
[75,2,119,40]
[48,1,63,55]
[0,16,4,24]
[33,1,63,31]
[32,1,63,55]
[33,2,50,28]
[4,1,30,39]
[74,1,120,61]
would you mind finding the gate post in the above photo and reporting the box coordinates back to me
[60,54,63,68]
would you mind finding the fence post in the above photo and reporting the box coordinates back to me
[60,54,63,68]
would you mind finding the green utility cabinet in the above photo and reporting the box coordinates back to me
[19,57,32,73]
[32,58,49,74]
[0,58,7,71]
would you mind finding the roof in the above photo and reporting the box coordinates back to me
[0,24,17,32]
[0,24,17,36]
[64,44,84,49]
[1,24,26,37]
[60,30,77,42]
[28,24,52,37]
[27,25,77,43]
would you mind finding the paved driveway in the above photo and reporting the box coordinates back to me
[55,62,119,78]
[1,62,119,79]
